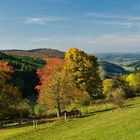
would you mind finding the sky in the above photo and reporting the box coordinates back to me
[0,0,140,53]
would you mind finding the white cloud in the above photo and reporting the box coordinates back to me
[25,17,45,24]
[24,16,63,25]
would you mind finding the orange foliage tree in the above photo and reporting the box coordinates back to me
[36,58,65,115]
[0,61,13,73]
[0,60,13,84]
[0,61,21,120]
[36,58,65,93]
[36,57,89,116]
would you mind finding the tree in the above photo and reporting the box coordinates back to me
[36,57,89,116]
[0,61,21,121]
[38,70,89,117]
[36,58,64,93]
[126,73,140,92]
[36,58,65,116]
[65,48,102,99]
[103,79,114,95]
[108,88,125,108]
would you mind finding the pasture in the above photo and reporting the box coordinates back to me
[1,97,140,140]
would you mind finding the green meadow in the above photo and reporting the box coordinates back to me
[1,97,140,140]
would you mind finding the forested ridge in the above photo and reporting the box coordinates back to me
[2,48,65,59]
[0,51,45,99]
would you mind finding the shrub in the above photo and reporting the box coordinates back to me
[19,100,32,119]
[108,88,125,108]
[34,104,42,117]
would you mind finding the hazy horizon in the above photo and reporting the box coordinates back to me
[1,47,140,55]
[0,0,140,53]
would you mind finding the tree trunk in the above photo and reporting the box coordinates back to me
[56,96,61,117]
[57,107,61,118]
[64,112,67,121]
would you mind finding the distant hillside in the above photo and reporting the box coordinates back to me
[96,53,140,67]
[2,48,65,59]
[0,51,45,71]
[96,53,140,61]
[127,60,140,68]
[100,61,127,77]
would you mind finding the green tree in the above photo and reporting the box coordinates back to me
[34,104,42,117]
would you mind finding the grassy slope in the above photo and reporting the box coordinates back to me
[1,97,140,140]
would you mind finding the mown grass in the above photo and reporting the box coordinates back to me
[1,97,140,140]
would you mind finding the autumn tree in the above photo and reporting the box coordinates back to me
[103,79,114,96]
[36,58,65,115]
[126,73,140,92]
[36,58,64,93]
[40,70,89,116]
[36,58,89,116]
[65,48,103,99]
[0,61,21,121]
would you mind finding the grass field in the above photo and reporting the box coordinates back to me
[1,97,140,140]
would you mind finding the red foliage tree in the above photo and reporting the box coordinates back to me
[36,58,65,93]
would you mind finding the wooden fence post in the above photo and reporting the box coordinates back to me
[33,120,35,128]
[35,120,38,128]
[64,112,67,121]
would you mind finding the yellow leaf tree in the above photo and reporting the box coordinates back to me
[65,48,103,99]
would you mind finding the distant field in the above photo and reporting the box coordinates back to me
[1,97,140,140]
[123,66,135,72]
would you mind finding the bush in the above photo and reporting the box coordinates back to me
[34,104,42,117]
[19,100,32,119]
[103,78,135,99]
[108,88,125,108]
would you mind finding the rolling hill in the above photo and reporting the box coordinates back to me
[2,48,65,59]
[96,53,140,62]
[100,61,127,77]
[127,60,140,68]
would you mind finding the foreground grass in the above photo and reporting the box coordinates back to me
[1,97,140,140]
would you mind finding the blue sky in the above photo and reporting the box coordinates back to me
[0,0,140,53]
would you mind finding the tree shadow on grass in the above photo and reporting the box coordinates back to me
[81,101,140,118]
[81,108,115,118]
[124,102,140,109]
